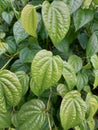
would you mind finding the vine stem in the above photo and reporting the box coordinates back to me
[9,0,19,19]
[47,113,52,130]
[34,4,42,9]
[46,88,52,130]
[1,57,14,70]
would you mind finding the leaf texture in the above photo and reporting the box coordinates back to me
[60,91,87,130]
[42,1,70,45]
[17,99,46,130]
[31,50,63,96]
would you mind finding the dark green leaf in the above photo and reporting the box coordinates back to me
[13,20,28,44]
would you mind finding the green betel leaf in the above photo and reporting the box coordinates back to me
[76,72,88,91]
[82,0,92,9]
[31,50,63,96]
[60,91,87,130]
[21,4,38,37]
[93,70,98,89]
[2,11,14,25]
[17,99,46,130]
[63,0,83,14]
[91,54,98,69]
[13,20,28,44]
[0,70,22,110]
[0,0,10,13]
[63,61,77,90]
[86,93,98,120]
[42,1,70,45]
[73,9,94,31]
[0,112,11,128]
[87,118,95,130]
[57,83,68,98]
[86,33,98,57]
[0,42,6,56]
[30,78,40,96]
[15,71,29,96]
[68,55,83,73]
[75,120,88,130]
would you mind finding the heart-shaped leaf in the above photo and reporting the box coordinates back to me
[2,11,14,24]
[42,1,70,45]
[16,99,46,130]
[31,50,63,96]
[60,91,87,130]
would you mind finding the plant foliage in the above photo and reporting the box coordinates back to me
[0,0,98,130]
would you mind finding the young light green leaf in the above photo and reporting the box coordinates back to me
[0,70,22,109]
[2,11,14,24]
[13,20,28,44]
[63,61,77,90]
[60,91,87,130]
[73,9,94,31]
[68,55,83,73]
[86,93,98,120]
[91,54,98,69]
[42,1,70,45]
[76,72,88,91]
[87,118,95,130]
[15,71,29,96]
[63,0,83,14]
[93,70,98,89]
[0,32,6,39]
[82,0,92,9]
[31,50,64,96]
[86,33,98,57]
[0,112,11,128]
[57,83,68,98]
[0,42,6,55]
[17,99,46,130]
[21,4,38,37]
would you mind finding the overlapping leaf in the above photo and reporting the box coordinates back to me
[86,33,98,57]
[63,61,77,90]
[15,71,29,96]
[60,91,87,130]
[21,5,38,37]
[68,55,83,73]
[16,99,46,130]
[0,70,22,111]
